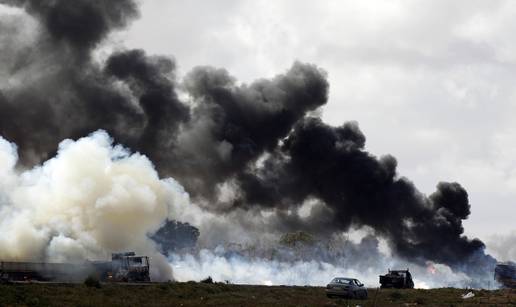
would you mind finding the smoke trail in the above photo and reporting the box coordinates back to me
[0,131,190,280]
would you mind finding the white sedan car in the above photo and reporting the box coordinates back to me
[325,277,368,299]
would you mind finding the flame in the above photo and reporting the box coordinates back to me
[426,261,437,275]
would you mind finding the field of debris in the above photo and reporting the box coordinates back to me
[0,282,514,306]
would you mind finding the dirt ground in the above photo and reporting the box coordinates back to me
[0,282,514,306]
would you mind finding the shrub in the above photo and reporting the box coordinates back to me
[389,291,403,301]
[200,276,213,284]
[84,276,101,289]
[415,296,426,304]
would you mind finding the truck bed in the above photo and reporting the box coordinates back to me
[0,261,94,282]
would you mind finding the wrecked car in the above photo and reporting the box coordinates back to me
[379,269,414,289]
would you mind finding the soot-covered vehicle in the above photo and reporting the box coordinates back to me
[379,269,414,289]
[325,277,368,299]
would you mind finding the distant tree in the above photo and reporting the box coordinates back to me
[279,231,316,248]
[151,220,200,255]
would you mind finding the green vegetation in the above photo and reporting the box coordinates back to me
[0,283,513,306]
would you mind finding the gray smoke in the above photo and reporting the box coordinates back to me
[169,232,488,288]
[0,0,499,285]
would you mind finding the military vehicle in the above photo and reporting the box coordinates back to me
[495,262,516,288]
[0,252,150,283]
[379,269,414,289]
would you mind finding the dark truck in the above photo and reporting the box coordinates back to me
[379,269,414,289]
[0,252,150,283]
[495,262,516,288]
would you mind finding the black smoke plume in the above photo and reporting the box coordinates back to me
[236,117,495,269]
[2,0,138,55]
[0,0,495,275]
[175,62,328,198]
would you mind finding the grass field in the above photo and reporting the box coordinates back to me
[0,282,513,306]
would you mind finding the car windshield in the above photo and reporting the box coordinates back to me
[331,278,353,284]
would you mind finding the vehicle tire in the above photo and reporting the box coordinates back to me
[326,294,333,298]
[362,291,368,299]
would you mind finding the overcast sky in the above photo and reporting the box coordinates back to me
[119,0,516,256]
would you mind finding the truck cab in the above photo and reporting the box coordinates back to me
[110,252,150,282]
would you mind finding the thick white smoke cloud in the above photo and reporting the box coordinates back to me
[167,228,493,289]
[0,130,190,280]
[169,248,483,289]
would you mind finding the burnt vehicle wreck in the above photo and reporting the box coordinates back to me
[0,252,150,283]
[379,269,414,289]
[495,262,516,288]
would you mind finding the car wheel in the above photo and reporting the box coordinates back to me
[362,291,368,299]
[326,294,333,298]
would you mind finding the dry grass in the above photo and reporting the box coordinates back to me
[0,282,513,306]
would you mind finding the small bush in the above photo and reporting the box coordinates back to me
[389,291,403,301]
[26,297,41,307]
[84,276,101,289]
[200,276,213,284]
[415,296,426,304]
